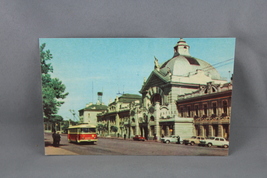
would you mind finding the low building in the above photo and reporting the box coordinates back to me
[97,93,142,137]
[79,102,108,126]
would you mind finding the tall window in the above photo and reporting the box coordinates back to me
[223,101,228,115]
[212,102,217,115]
[180,107,184,117]
[187,106,191,117]
[195,105,199,117]
[203,104,208,116]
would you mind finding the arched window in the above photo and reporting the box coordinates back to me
[151,94,162,105]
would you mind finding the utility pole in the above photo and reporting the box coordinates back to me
[69,109,77,123]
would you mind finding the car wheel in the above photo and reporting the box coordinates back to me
[166,140,170,144]
[207,143,212,147]
[223,145,228,148]
[190,142,195,146]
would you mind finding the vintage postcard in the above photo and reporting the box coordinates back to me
[41,38,235,156]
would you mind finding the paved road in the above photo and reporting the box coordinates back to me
[45,133,228,156]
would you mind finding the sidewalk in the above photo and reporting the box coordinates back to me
[44,137,78,155]
[45,146,78,155]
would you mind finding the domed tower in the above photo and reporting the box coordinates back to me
[160,38,221,81]
[141,38,226,108]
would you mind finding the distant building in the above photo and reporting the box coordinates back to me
[79,102,108,126]
[97,94,142,137]
[79,92,107,125]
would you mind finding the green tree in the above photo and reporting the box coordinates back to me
[40,43,69,129]
[110,125,118,136]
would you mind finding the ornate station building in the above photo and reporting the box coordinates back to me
[97,38,232,140]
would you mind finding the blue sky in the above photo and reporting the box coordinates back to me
[39,38,236,121]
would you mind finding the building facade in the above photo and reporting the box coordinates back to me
[97,94,142,137]
[177,81,232,139]
[79,102,108,125]
[97,38,232,140]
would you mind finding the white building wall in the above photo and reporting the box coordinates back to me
[173,117,195,141]
[83,111,100,126]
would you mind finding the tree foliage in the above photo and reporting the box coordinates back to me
[110,125,118,133]
[40,43,69,121]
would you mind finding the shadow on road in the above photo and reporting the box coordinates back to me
[44,140,69,147]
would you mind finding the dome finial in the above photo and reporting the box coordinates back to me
[174,38,190,56]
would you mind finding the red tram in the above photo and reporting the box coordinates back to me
[68,124,97,144]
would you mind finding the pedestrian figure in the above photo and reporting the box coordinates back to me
[117,133,119,138]
[52,131,56,146]
[177,135,180,144]
[54,132,61,147]
[124,134,126,140]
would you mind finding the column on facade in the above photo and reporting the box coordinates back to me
[148,124,152,137]
[208,125,213,137]
[135,108,140,135]
[115,114,120,130]
[218,101,222,117]
[218,124,223,137]
[166,125,170,136]
[107,120,110,136]
[200,125,204,137]
[155,102,160,141]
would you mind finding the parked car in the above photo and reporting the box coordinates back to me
[199,137,229,148]
[183,136,205,145]
[161,135,180,144]
[133,135,146,141]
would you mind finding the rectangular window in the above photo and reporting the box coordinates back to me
[81,128,96,133]
[195,105,199,117]
[180,107,184,117]
[187,106,191,117]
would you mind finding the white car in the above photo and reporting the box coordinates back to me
[161,135,180,144]
[199,137,229,148]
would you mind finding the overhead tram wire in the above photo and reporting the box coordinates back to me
[184,58,234,75]
[205,61,234,71]
[201,58,234,71]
